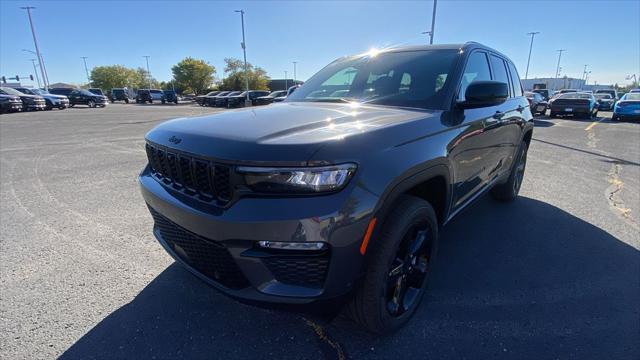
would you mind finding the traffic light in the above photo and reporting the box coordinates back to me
[15,75,19,81]
[30,75,34,81]
[1,76,5,83]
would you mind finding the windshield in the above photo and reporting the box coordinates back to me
[595,94,611,99]
[559,93,592,99]
[206,91,218,96]
[287,49,459,109]
[623,93,640,101]
[0,87,24,96]
[77,89,94,96]
[269,91,286,98]
[227,91,242,96]
[150,90,163,94]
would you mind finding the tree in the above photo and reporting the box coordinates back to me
[220,57,270,91]
[89,65,158,91]
[171,57,216,95]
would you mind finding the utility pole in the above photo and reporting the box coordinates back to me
[284,71,288,90]
[554,49,565,88]
[29,59,41,88]
[421,0,438,44]
[524,31,539,80]
[81,56,90,87]
[143,55,151,88]
[20,7,48,89]
[235,9,251,106]
[292,61,297,83]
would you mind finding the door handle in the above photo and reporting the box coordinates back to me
[516,105,525,113]
[493,111,505,119]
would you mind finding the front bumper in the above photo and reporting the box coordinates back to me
[139,166,377,304]
[25,102,46,110]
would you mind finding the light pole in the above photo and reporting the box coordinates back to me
[29,59,41,88]
[22,49,49,88]
[235,9,251,106]
[292,61,297,83]
[143,55,151,88]
[554,49,565,88]
[585,71,591,85]
[20,7,48,89]
[81,56,90,87]
[284,71,288,90]
[524,31,539,80]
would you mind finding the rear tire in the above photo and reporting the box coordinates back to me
[346,195,438,334]
[491,141,529,202]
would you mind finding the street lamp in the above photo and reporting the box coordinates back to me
[143,55,151,89]
[20,7,48,89]
[524,31,539,80]
[235,9,251,106]
[22,49,49,88]
[292,61,297,83]
[421,0,438,44]
[554,49,566,88]
[81,56,90,87]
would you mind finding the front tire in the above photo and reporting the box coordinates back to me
[491,141,529,202]
[88,100,95,108]
[347,195,438,334]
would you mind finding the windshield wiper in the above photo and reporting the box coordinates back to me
[305,97,353,103]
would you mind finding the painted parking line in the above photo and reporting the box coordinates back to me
[585,118,603,131]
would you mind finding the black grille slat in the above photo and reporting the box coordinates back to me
[145,143,231,204]
[264,256,329,288]
[149,207,249,289]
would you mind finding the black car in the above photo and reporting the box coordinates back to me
[0,87,46,111]
[255,90,287,106]
[48,88,75,97]
[226,90,270,108]
[88,88,104,96]
[136,89,153,104]
[196,91,221,106]
[549,92,598,118]
[163,90,179,104]
[525,91,546,115]
[214,91,242,107]
[532,88,553,100]
[111,88,131,103]
[0,94,23,113]
[67,89,109,108]
[139,42,533,333]
[274,85,301,102]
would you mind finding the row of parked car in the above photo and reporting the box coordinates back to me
[195,86,298,108]
[524,88,640,121]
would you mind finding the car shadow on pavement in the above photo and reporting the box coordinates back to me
[60,196,639,360]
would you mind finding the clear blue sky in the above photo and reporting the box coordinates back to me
[1,0,638,87]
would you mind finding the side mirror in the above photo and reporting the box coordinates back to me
[458,81,509,109]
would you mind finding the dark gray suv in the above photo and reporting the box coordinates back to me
[139,42,533,333]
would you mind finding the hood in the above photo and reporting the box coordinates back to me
[18,94,43,100]
[0,94,20,100]
[42,93,67,99]
[145,102,434,165]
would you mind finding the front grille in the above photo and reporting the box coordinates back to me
[263,256,329,288]
[149,206,249,289]
[145,142,232,204]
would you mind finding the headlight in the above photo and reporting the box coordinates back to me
[237,163,356,193]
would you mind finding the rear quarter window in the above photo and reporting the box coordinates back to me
[506,61,523,97]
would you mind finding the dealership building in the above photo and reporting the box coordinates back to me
[521,77,612,92]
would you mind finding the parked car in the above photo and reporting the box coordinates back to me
[255,90,287,106]
[226,90,271,108]
[532,88,552,100]
[136,89,153,104]
[629,88,640,93]
[182,93,197,102]
[0,94,23,113]
[274,85,301,102]
[525,91,546,115]
[163,90,179,104]
[150,89,166,103]
[214,91,242,107]
[557,89,578,94]
[594,93,615,110]
[549,92,598,118]
[111,88,131,103]
[139,42,533,334]
[0,87,46,111]
[612,92,640,121]
[15,87,69,110]
[88,88,104,96]
[67,89,108,108]
[205,91,228,106]
[595,89,619,101]
[196,91,220,106]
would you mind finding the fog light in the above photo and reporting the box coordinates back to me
[258,241,328,251]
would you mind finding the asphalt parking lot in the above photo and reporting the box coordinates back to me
[1,103,639,359]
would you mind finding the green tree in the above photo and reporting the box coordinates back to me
[171,57,216,95]
[220,57,270,91]
[90,65,138,92]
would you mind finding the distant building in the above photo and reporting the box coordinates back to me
[268,79,303,91]
[522,77,612,91]
[48,82,77,89]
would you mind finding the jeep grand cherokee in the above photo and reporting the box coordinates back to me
[139,42,533,333]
